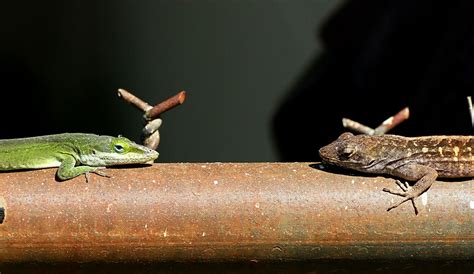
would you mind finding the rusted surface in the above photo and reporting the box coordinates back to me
[0,163,472,263]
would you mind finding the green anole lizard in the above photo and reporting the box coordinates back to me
[0,133,159,181]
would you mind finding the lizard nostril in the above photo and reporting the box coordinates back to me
[319,146,330,158]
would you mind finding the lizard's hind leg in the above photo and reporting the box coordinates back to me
[382,164,438,215]
[384,181,419,215]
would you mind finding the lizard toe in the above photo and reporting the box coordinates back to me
[92,169,110,178]
[395,180,411,192]
[383,188,407,197]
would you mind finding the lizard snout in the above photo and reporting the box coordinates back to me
[318,145,333,162]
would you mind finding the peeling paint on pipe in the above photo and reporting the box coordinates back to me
[0,163,472,262]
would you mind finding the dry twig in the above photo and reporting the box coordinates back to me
[342,107,410,136]
[117,89,152,112]
[342,118,375,135]
[117,89,186,150]
[373,107,410,135]
[146,91,186,120]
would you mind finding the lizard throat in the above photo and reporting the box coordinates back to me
[80,151,158,166]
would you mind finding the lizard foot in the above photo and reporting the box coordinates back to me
[84,167,110,183]
[383,180,419,215]
[382,180,410,196]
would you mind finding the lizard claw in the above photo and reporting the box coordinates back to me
[384,180,420,215]
[383,180,412,197]
[84,167,110,183]
[92,167,111,178]
[382,187,407,197]
[394,180,410,191]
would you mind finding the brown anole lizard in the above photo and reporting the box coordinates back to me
[319,132,473,214]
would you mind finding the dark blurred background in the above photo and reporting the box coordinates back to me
[0,0,472,163]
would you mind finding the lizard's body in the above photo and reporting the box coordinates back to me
[0,133,159,181]
[319,132,473,214]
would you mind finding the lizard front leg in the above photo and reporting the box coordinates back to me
[383,164,438,215]
[57,155,109,182]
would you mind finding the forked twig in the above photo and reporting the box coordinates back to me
[342,118,375,135]
[117,89,186,150]
[146,91,186,121]
[342,107,410,135]
[373,107,410,135]
[117,89,152,112]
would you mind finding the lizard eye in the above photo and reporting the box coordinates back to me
[114,144,124,153]
[341,147,356,158]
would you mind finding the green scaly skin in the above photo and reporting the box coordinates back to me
[0,133,159,181]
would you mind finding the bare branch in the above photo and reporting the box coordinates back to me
[342,118,375,135]
[373,107,410,135]
[116,89,186,150]
[117,88,152,112]
[146,91,186,120]
[342,107,410,135]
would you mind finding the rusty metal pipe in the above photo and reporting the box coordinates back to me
[0,163,472,262]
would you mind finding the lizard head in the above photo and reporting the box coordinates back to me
[319,132,378,172]
[79,135,159,166]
